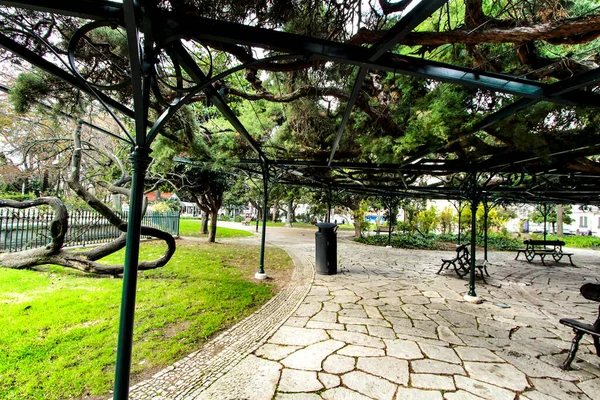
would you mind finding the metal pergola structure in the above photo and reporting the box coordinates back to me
[1,1,599,398]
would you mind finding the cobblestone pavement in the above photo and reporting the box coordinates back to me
[131,226,600,399]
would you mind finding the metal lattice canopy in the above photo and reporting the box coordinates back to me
[1,1,600,397]
[0,1,600,205]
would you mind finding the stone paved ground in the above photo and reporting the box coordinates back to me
[131,226,600,399]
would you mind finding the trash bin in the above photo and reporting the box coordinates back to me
[315,222,338,275]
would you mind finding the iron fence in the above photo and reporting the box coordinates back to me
[0,208,180,253]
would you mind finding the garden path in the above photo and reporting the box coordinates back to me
[128,224,600,399]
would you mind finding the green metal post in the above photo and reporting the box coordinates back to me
[113,147,151,400]
[457,201,462,245]
[386,197,394,248]
[468,195,478,298]
[543,203,548,241]
[483,201,489,261]
[327,188,332,223]
[257,162,269,278]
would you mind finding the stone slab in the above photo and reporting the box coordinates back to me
[195,355,281,400]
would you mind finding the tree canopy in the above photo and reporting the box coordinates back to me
[0,0,599,205]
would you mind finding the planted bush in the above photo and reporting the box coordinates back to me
[543,234,600,248]
[355,232,521,251]
[355,233,439,249]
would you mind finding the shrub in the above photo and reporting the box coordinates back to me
[0,192,36,201]
[151,201,173,212]
[355,232,439,250]
[478,234,521,251]
[355,231,521,251]
[233,215,244,222]
[544,234,600,249]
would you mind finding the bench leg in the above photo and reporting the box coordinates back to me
[437,262,447,274]
[560,331,584,370]
[593,336,600,357]
[438,260,453,274]
[567,255,576,267]
[539,254,547,266]
[478,267,487,283]
[483,264,491,277]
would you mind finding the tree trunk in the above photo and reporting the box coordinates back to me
[272,201,279,222]
[112,194,122,211]
[557,204,564,237]
[201,211,209,234]
[285,198,294,227]
[353,209,361,238]
[0,122,176,276]
[208,210,218,242]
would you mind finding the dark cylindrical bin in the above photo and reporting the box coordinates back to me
[315,222,338,275]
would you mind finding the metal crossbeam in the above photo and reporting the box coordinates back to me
[328,0,448,165]
[169,41,267,160]
[3,1,598,108]
[167,16,600,107]
[368,0,448,60]
[0,0,122,19]
[475,66,600,131]
[328,68,368,165]
[0,32,136,122]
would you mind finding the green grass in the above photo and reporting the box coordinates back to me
[0,240,293,400]
[264,221,316,228]
[266,221,355,230]
[179,219,253,238]
[336,223,355,230]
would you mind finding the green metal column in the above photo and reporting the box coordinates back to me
[543,203,548,241]
[457,201,463,245]
[113,147,151,399]
[468,195,479,298]
[483,200,489,261]
[256,162,269,279]
[327,188,332,223]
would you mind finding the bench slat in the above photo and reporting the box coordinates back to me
[560,318,600,336]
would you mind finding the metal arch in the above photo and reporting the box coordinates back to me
[146,53,302,144]
[0,84,130,143]
[0,32,137,143]
[67,20,132,91]
[167,41,267,161]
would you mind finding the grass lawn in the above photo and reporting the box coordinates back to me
[261,221,355,230]
[179,219,254,238]
[0,240,293,400]
[265,221,316,228]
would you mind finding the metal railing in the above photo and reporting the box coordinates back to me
[0,209,180,253]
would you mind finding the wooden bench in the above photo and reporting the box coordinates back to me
[375,225,394,235]
[241,217,252,225]
[515,239,575,266]
[559,283,600,370]
[437,244,489,282]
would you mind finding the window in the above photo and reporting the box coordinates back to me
[580,216,588,228]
